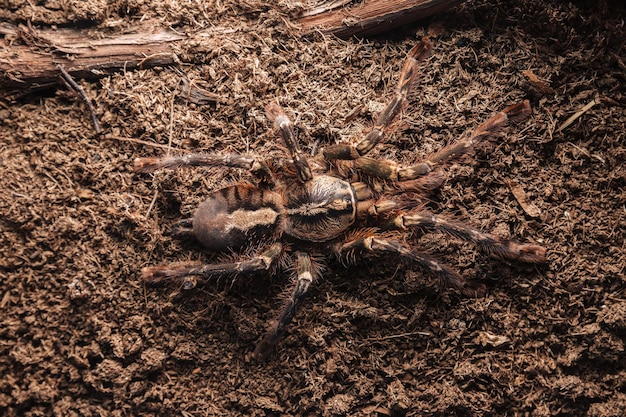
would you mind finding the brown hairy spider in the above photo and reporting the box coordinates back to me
[134,38,546,360]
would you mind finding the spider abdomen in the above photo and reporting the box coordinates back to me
[192,184,283,251]
[285,176,356,242]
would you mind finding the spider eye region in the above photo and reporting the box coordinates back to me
[285,176,356,242]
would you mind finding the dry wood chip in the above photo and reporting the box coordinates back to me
[508,180,541,218]
[522,69,555,95]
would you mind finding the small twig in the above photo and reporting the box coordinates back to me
[310,138,321,156]
[57,65,102,134]
[145,188,159,218]
[557,98,598,133]
[361,331,432,344]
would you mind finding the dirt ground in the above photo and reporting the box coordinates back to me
[1,0,625,415]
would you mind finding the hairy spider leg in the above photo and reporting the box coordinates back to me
[386,211,547,263]
[323,38,433,160]
[169,218,194,238]
[266,103,313,183]
[133,153,275,185]
[336,235,486,296]
[253,251,319,360]
[351,100,532,181]
[141,243,283,289]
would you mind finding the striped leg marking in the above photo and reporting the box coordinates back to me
[390,212,546,263]
[253,251,318,360]
[337,235,485,296]
[348,100,532,181]
[141,243,283,289]
[133,153,275,185]
[266,103,313,183]
[324,38,433,160]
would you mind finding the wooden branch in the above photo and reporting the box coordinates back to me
[0,22,187,88]
[298,0,465,38]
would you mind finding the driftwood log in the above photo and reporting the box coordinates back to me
[0,0,465,89]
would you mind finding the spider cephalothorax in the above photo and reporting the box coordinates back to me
[135,38,546,360]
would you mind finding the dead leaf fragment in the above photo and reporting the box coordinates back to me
[508,180,541,218]
[476,331,511,348]
[76,188,95,199]
[180,77,226,105]
[522,69,555,95]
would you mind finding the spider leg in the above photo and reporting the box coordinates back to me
[324,38,433,160]
[265,103,313,183]
[336,234,485,296]
[133,153,275,185]
[253,251,319,360]
[387,211,546,263]
[141,243,283,289]
[350,100,532,181]
[170,218,194,238]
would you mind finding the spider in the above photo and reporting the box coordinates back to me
[134,38,546,360]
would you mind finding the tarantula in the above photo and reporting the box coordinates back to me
[135,38,546,360]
